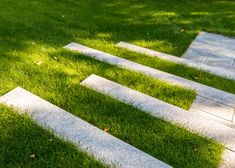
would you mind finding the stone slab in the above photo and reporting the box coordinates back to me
[183,31,235,72]
[182,54,207,64]
[233,112,235,123]
[191,96,235,121]
[116,41,235,80]
[81,74,235,151]
[220,149,235,168]
[205,57,234,66]
[195,32,235,50]
[64,43,235,109]
[183,42,213,59]
[212,48,235,60]
[189,107,235,129]
[205,58,235,73]
[0,87,171,168]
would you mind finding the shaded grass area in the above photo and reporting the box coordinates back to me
[0,0,233,167]
[0,105,107,168]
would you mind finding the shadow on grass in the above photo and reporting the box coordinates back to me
[0,0,234,55]
[0,105,106,168]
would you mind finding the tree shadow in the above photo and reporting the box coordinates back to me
[0,0,234,55]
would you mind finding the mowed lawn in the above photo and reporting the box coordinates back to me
[0,105,107,168]
[0,0,235,167]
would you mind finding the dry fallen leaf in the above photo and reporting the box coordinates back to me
[30,154,36,158]
[194,74,200,80]
[36,61,43,66]
[103,127,109,132]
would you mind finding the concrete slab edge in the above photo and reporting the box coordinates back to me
[80,74,235,152]
[116,41,235,81]
[64,42,235,109]
[0,87,171,168]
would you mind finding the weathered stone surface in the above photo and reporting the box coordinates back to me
[220,149,235,168]
[191,96,235,121]
[205,57,233,66]
[182,54,207,63]
[195,32,235,50]
[212,48,235,60]
[81,74,235,151]
[0,87,171,168]
[205,57,235,73]
[183,31,235,73]
[64,42,235,109]
[116,41,235,80]
[233,113,235,123]
[189,107,235,129]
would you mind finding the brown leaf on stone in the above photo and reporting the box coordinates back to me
[103,127,109,132]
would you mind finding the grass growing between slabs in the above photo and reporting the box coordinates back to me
[72,0,235,94]
[0,49,223,168]
[0,105,107,168]
[0,0,233,167]
[113,48,235,94]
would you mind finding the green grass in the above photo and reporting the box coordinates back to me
[1,0,234,167]
[0,105,107,168]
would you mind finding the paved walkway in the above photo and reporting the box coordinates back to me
[64,42,235,167]
[183,32,235,73]
[65,42,235,124]
[117,41,235,80]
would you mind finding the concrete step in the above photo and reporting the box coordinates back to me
[182,31,235,73]
[0,87,171,168]
[116,41,235,80]
[190,95,235,122]
[81,74,235,152]
[64,42,235,124]
[81,74,235,167]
